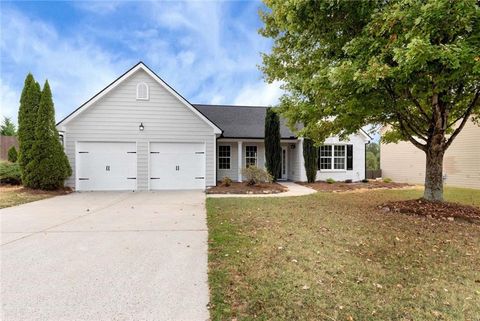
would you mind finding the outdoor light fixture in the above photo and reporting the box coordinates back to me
[139,123,145,131]
[290,144,296,149]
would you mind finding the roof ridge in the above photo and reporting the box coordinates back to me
[193,104,271,109]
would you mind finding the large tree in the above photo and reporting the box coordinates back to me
[264,107,282,180]
[260,0,480,201]
[27,81,71,190]
[17,73,41,184]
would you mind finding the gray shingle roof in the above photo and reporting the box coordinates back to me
[194,104,298,139]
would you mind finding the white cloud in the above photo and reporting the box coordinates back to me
[0,8,130,123]
[0,81,20,122]
[233,81,283,106]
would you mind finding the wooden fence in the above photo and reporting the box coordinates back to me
[0,136,18,160]
[366,169,382,179]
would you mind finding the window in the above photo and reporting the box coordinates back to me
[136,82,149,100]
[245,146,257,167]
[318,145,346,170]
[218,145,231,169]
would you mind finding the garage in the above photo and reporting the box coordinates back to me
[76,142,137,191]
[150,142,205,190]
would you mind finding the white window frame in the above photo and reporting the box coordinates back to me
[136,82,149,100]
[218,145,231,170]
[318,145,346,171]
[245,145,257,167]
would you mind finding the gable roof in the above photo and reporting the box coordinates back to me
[194,104,297,139]
[56,62,222,134]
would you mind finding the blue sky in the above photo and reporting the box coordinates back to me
[0,0,283,124]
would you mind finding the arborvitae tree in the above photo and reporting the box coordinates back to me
[303,138,317,183]
[17,74,41,186]
[264,107,282,181]
[7,146,18,163]
[26,81,72,190]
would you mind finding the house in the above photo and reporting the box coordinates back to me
[56,62,370,191]
[380,119,480,189]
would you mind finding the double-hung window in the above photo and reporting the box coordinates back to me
[318,145,347,170]
[218,145,231,169]
[245,146,257,167]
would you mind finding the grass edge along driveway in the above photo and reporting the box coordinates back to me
[207,187,480,321]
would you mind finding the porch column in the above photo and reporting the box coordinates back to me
[237,141,243,182]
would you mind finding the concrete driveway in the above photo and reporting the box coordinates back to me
[1,191,209,321]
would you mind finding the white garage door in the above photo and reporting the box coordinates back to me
[77,142,137,191]
[150,142,205,190]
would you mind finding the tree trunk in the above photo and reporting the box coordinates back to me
[423,146,444,201]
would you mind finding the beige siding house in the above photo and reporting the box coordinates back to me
[381,119,480,189]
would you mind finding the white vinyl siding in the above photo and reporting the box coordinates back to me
[62,69,216,190]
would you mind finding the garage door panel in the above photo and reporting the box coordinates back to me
[77,142,137,191]
[150,142,205,190]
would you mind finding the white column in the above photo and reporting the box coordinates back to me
[237,141,243,182]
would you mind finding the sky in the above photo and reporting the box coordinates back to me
[0,0,283,124]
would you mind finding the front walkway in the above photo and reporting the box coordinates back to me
[1,191,209,321]
[207,181,316,198]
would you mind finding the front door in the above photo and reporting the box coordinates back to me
[280,146,288,180]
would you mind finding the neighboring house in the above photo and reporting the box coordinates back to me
[56,62,370,191]
[0,136,18,160]
[380,119,480,189]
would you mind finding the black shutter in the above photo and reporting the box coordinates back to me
[347,145,353,170]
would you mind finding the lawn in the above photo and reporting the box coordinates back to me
[0,185,66,209]
[207,187,480,321]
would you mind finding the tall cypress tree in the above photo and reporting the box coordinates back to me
[264,107,282,181]
[17,74,41,185]
[303,138,317,183]
[27,81,72,190]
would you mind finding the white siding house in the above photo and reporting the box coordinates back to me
[57,62,369,191]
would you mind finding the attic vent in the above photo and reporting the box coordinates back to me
[136,82,149,100]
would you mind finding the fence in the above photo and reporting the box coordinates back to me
[0,136,18,160]
[366,169,382,179]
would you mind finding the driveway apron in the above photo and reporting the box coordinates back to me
[1,191,209,321]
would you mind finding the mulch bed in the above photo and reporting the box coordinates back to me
[0,184,73,195]
[380,198,480,224]
[206,182,287,194]
[300,180,412,192]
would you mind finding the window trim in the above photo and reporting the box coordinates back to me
[245,145,257,167]
[136,82,149,100]
[218,145,231,170]
[318,144,347,172]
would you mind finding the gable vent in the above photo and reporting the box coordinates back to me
[136,82,149,100]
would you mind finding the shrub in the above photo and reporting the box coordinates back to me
[7,146,18,163]
[303,138,317,183]
[264,107,282,180]
[361,179,369,183]
[242,166,273,186]
[221,176,232,187]
[0,161,22,185]
[326,178,335,184]
[383,177,393,183]
[344,179,352,183]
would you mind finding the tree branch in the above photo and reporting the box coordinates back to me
[406,89,431,121]
[398,117,427,151]
[445,90,480,149]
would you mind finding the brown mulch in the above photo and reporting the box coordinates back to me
[300,180,412,192]
[380,198,480,224]
[206,182,287,194]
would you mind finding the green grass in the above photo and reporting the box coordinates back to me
[207,187,480,321]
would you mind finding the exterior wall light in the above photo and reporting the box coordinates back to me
[139,123,145,131]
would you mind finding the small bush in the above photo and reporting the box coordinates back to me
[383,177,393,183]
[361,179,369,183]
[0,161,22,185]
[344,179,352,183]
[7,146,18,162]
[326,178,335,184]
[242,166,273,186]
[221,176,232,187]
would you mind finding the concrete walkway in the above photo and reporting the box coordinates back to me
[1,191,209,321]
[207,181,317,198]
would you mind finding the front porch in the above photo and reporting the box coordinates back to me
[215,138,304,183]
